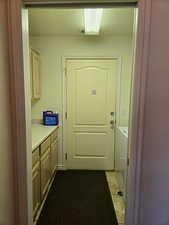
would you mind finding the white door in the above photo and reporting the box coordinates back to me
[66,59,117,170]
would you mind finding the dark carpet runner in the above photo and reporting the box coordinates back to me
[37,170,118,225]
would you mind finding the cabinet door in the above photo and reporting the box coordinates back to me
[30,48,40,100]
[51,139,58,175]
[41,148,51,199]
[32,161,41,219]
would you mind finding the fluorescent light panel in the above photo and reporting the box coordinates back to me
[84,8,103,35]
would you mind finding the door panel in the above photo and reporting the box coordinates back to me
[32,161,40,219]
[75,132,107,157]
[51,139,58,174]
[31,48,40,100]
[41,149,50,199]
[76,68,107,125]
[66,59,117,170]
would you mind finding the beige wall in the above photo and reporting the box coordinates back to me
[0,1,15,224]
[30,35,133,166]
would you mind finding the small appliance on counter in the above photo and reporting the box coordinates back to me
[43,111,59,126]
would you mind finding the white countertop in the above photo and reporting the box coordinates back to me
[32,124,59,151]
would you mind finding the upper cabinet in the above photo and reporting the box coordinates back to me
[30,48,41,100]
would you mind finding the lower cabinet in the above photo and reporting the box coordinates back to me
[41,148,51,199]
[32,161,41,219]
[51,139,58,175]
[32,128,58,222]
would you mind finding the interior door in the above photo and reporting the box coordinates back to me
[66,59,117,170]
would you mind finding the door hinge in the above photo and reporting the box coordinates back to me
[64,67,67,75]
[65,153,68,160]
[65,112,67,120]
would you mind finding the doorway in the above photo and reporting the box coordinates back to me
[7,0,147,224]
[27,7,136,225]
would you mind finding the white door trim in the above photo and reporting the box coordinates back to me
[6,0,152,225]
[6,2,32,225]
[62,56,122,170]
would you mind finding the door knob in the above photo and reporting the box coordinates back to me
[110,120,115,129]
[110,112,115,116]
[110,120,114,125]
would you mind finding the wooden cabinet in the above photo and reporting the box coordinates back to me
[41,149,51,199]
[50,129,58,174]
[32,147,40,167]
[51,139,58,175]
[32,161,41,219]
[30,48,40,100]
[32,128,59,222]
[40,136,51,199]
[51,129,58,143]
[41,137,51,156]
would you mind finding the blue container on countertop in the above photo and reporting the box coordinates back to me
[43,111,59,126]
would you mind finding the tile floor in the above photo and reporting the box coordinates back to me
[106,171,125,225]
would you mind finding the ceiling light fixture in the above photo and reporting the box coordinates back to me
[84,8,103,35]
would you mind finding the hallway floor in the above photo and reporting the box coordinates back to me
[106,171,125,225]
[36,170,118,225]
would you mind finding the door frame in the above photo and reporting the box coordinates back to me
[62,56,122,170]
[6,0,152,225]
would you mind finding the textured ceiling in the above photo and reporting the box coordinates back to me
[29,8,134,36]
